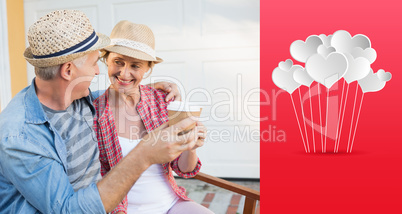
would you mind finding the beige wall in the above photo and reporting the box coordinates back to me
[7,0,27,96]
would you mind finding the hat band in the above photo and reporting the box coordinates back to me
[33,31,99,59]
[110,39,156,60]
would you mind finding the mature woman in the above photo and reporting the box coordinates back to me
[93,21,213,214]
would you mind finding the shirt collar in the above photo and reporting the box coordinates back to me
[86,88,96,116]
[24,78,47,124]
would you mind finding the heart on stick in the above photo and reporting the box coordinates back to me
[317,45,336,58]
[293,65,314,87]
[278,59,293,71]
[290,35,323,63]
[305,52,348,88]
[351,47,377,64]
[358,69,387,93]
[376,69,392,82]
[272,60,301,94]
[331,30,371,54]
[318,34,332,47]
[343,53,371,83]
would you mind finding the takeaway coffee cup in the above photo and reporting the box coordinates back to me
[167,101,202,135]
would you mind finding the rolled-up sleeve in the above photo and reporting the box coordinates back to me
[0,136,105,213]
[111,197,127,214]
[170,155,202,178]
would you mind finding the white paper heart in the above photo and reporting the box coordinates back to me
[331,30,371,54]
[358,69,386,93]
[343,53,371,83]
[278,59,293,71]
[318,34,332,47]
[290,35,323,63]
[317,45,336,58]
[351,47,377,64]
[293,65,314,87]
[305,52,348,88]
[272,63,301,94]
[376,69,392,82]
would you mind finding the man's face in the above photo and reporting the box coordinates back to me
[68,51,100,100]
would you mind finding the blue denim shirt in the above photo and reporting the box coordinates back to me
[0,79,105,213]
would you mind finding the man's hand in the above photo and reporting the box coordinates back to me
[97,117,198,213]
[149,81,182,102]
[138,117,199,165]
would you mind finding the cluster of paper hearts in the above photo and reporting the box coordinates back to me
[272,30,392,93]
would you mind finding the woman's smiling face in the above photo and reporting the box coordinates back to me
[107,52,150,91]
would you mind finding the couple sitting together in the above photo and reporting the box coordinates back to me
[0,10,213,214]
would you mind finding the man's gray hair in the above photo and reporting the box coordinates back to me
[34,55,89,80]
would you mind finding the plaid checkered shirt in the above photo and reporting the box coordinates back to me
[93,85,201,214]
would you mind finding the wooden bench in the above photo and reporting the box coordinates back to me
[194,172,260,214]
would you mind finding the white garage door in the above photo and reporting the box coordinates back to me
[24,0,260,178]
[0,0,11,111]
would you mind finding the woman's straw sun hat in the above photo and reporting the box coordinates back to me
[24,10,110,67]
[104,20,163,64]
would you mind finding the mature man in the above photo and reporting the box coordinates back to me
[0,10,198,213]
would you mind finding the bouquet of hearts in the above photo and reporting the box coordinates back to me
[272,30,392,153]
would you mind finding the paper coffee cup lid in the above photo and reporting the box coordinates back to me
[167,101,201,112]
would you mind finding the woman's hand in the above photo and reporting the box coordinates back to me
[149,81,181,102]
[177,121,207,172]
[192,121,207,150]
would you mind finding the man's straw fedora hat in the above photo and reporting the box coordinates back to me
[104,20,163,64]
[24,10,110,67]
